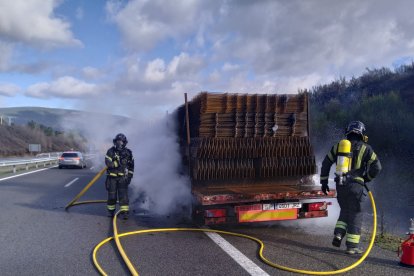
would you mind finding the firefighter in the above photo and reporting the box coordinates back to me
[320,121,381,254]
[105,133,134,219]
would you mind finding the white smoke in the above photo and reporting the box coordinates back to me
[60,100,191,216]
[277,162,340,235]
[126,116,191,215]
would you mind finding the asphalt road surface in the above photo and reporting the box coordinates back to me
[0,165,411,275]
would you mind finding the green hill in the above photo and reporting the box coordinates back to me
[0,107,130,156]
[0,124,86,156]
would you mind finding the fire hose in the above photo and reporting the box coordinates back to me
[66,169,377,275]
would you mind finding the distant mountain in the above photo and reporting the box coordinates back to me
[0,107,129,131]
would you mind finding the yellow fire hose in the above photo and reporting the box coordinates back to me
[68,170,378,275]
[65,167,107,210]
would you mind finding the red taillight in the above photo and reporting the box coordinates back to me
[234,204,262,213]
[74,157,80,160]
[204,209,226,218]
[308,202,327,211]
[59,157,64,160]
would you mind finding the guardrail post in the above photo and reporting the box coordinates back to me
[13,165,16,174]
[26,164,29,171]
[44,162,46,167]
[36,162,38,168]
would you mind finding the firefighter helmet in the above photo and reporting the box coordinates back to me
[113,133,128,149]
[345,121,366,138]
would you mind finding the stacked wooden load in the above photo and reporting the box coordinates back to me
[177,92,316,184]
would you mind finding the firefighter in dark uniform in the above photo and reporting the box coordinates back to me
[105,133,134,219]
[320,121,382,254]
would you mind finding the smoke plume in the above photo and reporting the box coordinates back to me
[61,100,191,216]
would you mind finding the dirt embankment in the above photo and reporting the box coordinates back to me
[0,125,85,157]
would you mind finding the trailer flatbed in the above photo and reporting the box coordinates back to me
[193,184,336,205]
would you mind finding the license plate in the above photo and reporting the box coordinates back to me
[275,202,302,209]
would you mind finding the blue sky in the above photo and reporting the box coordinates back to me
[1,0,414,117]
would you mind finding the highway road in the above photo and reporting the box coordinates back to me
[0,164,411,276]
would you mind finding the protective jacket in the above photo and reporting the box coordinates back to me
[105,146,134,179]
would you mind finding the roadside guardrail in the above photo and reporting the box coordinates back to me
[0,157,59,174]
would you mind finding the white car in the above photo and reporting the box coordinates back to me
[58,151,86,169]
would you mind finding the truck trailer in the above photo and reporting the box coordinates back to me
[176,92,335,225]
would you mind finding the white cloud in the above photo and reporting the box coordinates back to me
[0,83,21,97]
[26,76,98,98]
[168,52,204,75]
[106,0,216,51]
[0,0,81,48]
[76,6,84,20]
[208,70,221,83]
[126,52,205,86]
[209,0,414,78]
[144,58,166,83]
[222,62,240,72]
[0,41,13,71]
[8,0,414,118]
[82,66,102,80]
[108,0,414,93]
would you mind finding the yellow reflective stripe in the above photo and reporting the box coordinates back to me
[107,205,116,210]
[109,173,117,177]
[128,171,134,175]
[105,155,112,161]
[366,152,377,180]
[354,177,364,183]
[346,234,360,243]
[320,176,329,180]
[113,161,119,168]
[355,145,366,170]
[335,221,347,230]
[120,206,129,211]
[366,153,377,167]
[118,173,124,176]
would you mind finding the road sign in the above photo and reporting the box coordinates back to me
[29,144,41,152]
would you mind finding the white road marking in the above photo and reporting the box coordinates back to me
[89,166,95,170]
[0,166,58,182]
[204,231,270,276]
[64,177,79,188]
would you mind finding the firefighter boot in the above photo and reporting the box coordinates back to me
[332,234,343,248]
[107,210,115,218]
[120,211,129,220]
[346,247,363,255]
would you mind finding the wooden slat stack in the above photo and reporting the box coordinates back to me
[177,92,316,184]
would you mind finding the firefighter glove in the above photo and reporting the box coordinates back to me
[321,182,329,195]
[126,176,132,185]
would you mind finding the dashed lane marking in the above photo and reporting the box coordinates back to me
[64,177,79,188]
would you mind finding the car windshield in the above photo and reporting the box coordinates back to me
[61,153,79,158]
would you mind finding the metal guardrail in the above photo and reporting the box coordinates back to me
[0,157,58,174]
